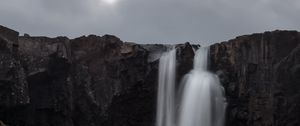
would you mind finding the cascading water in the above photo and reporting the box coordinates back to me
[156,47,226,126]
[178,47,226,126]
[156,49,176,126]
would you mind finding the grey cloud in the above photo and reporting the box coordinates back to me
[0,0,299,45]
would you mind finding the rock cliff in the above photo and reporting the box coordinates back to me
[0,25,299,126]
[210,31,300,126]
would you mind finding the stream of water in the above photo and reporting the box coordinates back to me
[156,49,176,126]
[156,47,226,126]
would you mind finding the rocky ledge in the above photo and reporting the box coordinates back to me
[0,25,299,126]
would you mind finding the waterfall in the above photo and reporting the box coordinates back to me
[156,47,226,126]
[156,49,176,126]
[178,47,226,126]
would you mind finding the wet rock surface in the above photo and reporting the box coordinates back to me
[0,25,299,126]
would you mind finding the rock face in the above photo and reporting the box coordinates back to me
[0,25,195,126]
[210,31,300,126]
[0,26,30,124]
[0,25,299,126]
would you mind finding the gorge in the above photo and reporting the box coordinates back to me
[0,25,299,126]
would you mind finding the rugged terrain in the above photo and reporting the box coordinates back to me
[0,25,299,126]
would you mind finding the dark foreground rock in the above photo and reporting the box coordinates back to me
[0,25,299,126]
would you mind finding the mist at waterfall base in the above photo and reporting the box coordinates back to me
[156,47,226,126]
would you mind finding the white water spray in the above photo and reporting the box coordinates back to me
[156,49,176,126]
[179,47,226,126]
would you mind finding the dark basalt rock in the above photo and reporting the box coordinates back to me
[0,25,299,126]
[210,31,300,126]
[0,26,29,121]
[0,26,195,126]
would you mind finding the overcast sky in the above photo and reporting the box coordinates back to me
[0,0,299,45]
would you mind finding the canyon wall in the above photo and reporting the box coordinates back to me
[0,25,299,126]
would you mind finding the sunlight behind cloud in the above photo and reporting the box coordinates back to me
[101,0,118,5]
